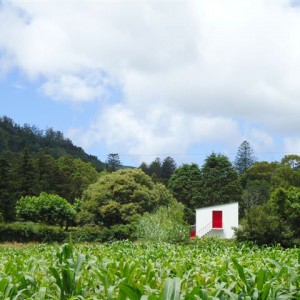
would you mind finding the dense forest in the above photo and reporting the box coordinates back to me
[0,116,300,246]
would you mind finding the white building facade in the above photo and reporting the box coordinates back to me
[195,202,239,239]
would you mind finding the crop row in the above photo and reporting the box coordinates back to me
[0,240,299,299]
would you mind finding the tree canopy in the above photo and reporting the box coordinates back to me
[234,141,256,174]
[199,153,242,207]
[77,168,175,226]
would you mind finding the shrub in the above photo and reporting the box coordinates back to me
[16,192,76,228]
[0,222,67,243]
[135,201,190,243]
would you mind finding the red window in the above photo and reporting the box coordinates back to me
[212,211,223,228]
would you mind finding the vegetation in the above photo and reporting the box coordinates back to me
[77,168,175,226]
[135,201,189,243]
[16,193,76,228]
[234,141,257,174]
[1,116,300,247]
[236,186,300,247]
[0,116,104,171]
[0,240,299,299]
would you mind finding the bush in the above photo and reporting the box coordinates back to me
[0,223,135,243]
[0,222,67,243]
[135,201,190,243]
[16,192,76,228]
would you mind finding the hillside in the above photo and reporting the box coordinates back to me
[0,116,103,171]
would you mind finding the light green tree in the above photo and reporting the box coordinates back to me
[16,192,76,229]
[77,168,175,226]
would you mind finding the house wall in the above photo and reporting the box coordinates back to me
[195,202,239,239]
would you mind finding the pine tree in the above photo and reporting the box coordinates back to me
[106,153,121,172]
[161,156,177,182]
[234,141,256,174]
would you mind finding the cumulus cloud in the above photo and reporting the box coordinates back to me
[1,0,300,162]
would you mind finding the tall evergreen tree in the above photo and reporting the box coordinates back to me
[106,153,121,172]
[161,156,177,183]
[234,141,257,174]
[149,157,162,182]
[168,163,202,223]
[200,153,242,207]
[0,158,15,221]
[17,147,38,197]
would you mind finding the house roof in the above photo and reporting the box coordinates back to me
[195,202,238,211]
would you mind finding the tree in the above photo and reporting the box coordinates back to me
[234,141,257,174]
[77,169,175,226]
[161,156,177,183]
[168,163,202,223]
[0,158,15,222]
[16,192,76,228]
[240,180,270,218]
[57,155,99,202]
[148,157,162,182]
[199,153,242,207]
[106,153,121,172]
[236,186,300,247]
[139,162,149,175]
[16,147,38,197]
[281,154,300,169]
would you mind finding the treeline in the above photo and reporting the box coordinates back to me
[1,116,300,246]
[0,116,104,171]
[0,148,99,222]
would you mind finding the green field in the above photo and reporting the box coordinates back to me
[0,240,299,299]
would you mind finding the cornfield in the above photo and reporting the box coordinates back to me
[0,240,299,299]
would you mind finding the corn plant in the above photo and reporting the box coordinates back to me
[0,240,299,299]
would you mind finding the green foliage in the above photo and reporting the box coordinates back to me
[168,163,202,223]
[16,192,76,228]
[0,222,67,242]
[0,115,104,171]
[139,156,177,185]
[234,140,256,174]
[135,201,190,243]
[236,187,300,247]
[106,153,121,172]
[0,158,16,222]
[77,168,175,226]
[0,241,299,299]
[161,156,177,183]
[239,180,270,218]
[57,155,99,202]
[199,153,242,207]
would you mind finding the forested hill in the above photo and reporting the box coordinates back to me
[0,116,104,171]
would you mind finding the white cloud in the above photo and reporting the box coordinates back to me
[40,71,113,102]
[1,0,300,162]
[284,137,300,154]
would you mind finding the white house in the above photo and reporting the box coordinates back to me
[195,202,239,239]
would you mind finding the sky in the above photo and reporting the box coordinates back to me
[1,0,300,167]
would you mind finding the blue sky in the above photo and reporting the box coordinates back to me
[1,0,300,167]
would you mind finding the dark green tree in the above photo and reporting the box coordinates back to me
[17,147,38,197]
[139,162,149,175]
[199,153,242,207]
[161,156,177,183]
[236,186,300,247]
[168,163,202,223]
[0,158,15,222]
[106,153,121,172]
[234,141,257,174]
[149,157,162,182]
[57,155,99,202]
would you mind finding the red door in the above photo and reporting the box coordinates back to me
[212,211,222,228]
